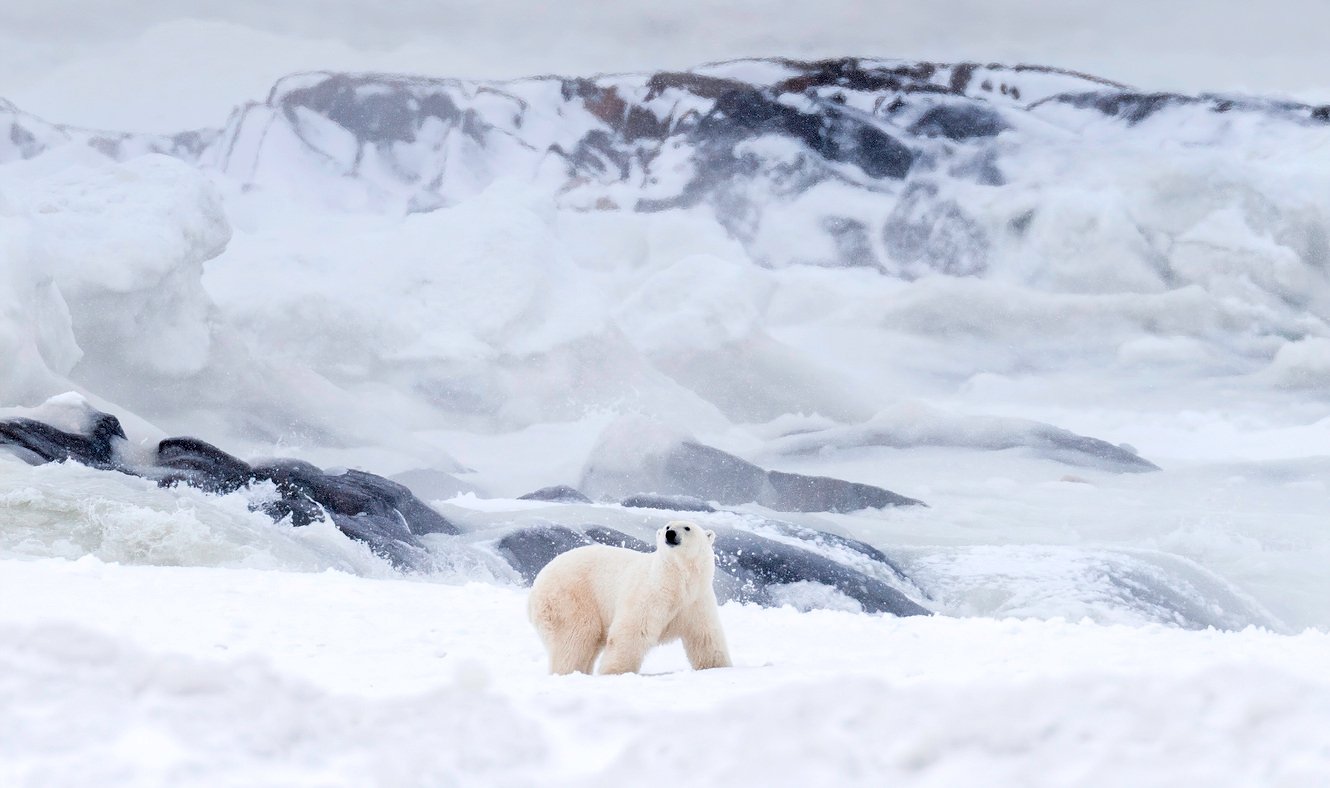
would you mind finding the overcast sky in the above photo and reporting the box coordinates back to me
[3,0,1328,132]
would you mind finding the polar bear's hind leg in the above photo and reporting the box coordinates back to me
[530,585,605,675]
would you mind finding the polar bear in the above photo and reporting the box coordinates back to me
[528,520,732,675]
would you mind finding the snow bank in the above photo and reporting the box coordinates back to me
[0,152,229,408]
[0,623,547,787]
[595,667,1330,787]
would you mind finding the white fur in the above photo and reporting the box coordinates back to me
[527,520,732,675]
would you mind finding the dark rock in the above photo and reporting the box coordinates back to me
[491,521,930,617]
[156,437,253,494]
[2,403,460,570]
[0,414,126,469]
[694,84,915,184]
[1031,427,1160,472]
[765,470,924,512]
[1043,91,1197,124]
[495,525,593,583]
[584,431,923,513]
[251,460,460,538]
[662,442,770,504]
[279,72,462,146]
[907,103,1009,141]
[583,527,652,551]
[764,521,914,582]
[518,485,593,504]
[711,529,930,616]
[620,494,716,513]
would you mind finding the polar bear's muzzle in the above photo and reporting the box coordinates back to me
[664,527,681,546]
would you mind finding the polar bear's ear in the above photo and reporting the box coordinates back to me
[706,529,715,544]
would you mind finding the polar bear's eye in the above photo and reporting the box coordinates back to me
[684,526,691,531]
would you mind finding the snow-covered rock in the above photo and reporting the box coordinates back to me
[580,416,923,511]
[764,402,1159,473]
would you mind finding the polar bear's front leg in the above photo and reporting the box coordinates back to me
[679,592,732,670]
[598,615,657,675]
[600,594,677,675]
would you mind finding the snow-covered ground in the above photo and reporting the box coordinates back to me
[5,3,1330,785]
[6,557,1330,786]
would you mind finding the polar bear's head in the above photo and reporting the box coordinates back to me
[656,520,716,558]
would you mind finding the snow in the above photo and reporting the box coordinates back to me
[3,558,1330,786]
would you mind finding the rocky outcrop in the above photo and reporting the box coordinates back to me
[0,413,127,470]
[11,58,1326,274]
[0,406,459,569]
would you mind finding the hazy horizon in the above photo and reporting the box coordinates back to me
[4,0,1329,132]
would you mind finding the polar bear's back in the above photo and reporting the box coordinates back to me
[529,544,651,625]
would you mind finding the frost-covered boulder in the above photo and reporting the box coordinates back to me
[517,485,593,504]
[902,544,1282,631]
[620,493,716,512]
[765,403,1159,473]
[0,394,127,469]
[581,417,923,512]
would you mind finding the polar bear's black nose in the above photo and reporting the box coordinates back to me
[665,528,680,546]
